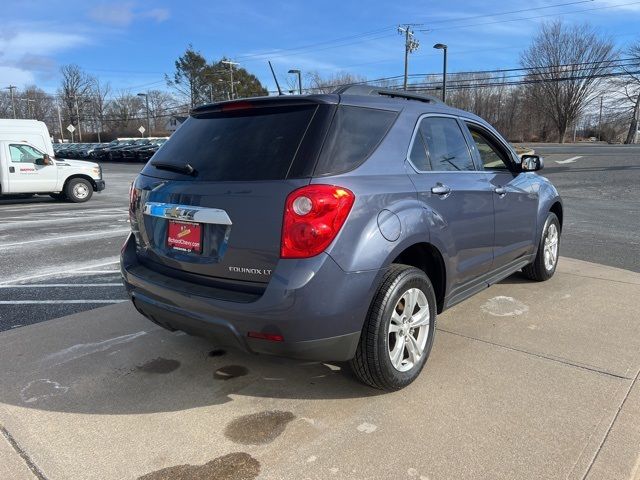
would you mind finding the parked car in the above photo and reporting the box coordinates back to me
[121,87,562,390]
[106,140,140,161]
[134,138,167,162]
[90,140,126,161]
[119,139,153,161]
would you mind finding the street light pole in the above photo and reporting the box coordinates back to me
[433,44,448,102]
[288,69,302,94]
[137,93,150,136]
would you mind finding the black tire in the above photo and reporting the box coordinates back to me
[523,212,560,281]
[49,192,66,201]
[65,178,93,203]
[350,264,437,391]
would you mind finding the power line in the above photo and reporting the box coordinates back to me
[425,0,640,31]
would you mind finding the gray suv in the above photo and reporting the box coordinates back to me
[121,86,562,390]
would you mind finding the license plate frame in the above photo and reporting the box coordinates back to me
[167,220,203,253]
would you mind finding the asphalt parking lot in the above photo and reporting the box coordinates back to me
[1,145,639,479]
[0,163,139,330]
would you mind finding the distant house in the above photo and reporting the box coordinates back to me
[165,115,187,133]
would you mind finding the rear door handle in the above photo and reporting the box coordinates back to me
[494,187,507,196]
[431,184,451,196]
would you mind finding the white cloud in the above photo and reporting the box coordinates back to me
[0,25,90,88]
[0,30,88,58]
[0,65,35,86]
[88,3,135,27]
[142,8,170,23]
[87,3,170,27]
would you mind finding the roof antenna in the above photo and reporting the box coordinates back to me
[268,61,284,95]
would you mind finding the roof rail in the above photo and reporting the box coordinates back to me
[332,84,442,104]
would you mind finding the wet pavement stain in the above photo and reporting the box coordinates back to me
[214,365,249,380]
[138,452,260,480]
[137,358,181,374]
[208,348,227,357]
[224,410,295,445]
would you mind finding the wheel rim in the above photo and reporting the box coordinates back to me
[73,183,89,200]
[543,223,559,271]
[388,288,430,372]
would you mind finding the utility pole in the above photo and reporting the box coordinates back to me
[57,104,64,142]
[137,93,150,135]
[72,97,83,142]
[597,96,603,142]
[6,85,17,119]
[222,60,239,99]
[398,25,420,91]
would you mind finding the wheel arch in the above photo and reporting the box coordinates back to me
[549,200,563,231]
[389,241,447,313]
[63,174,98,192]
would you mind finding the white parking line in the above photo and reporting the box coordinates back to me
[0,229,129,248]
[0,259,120,285]
[0,283,123,288]
[0,300,126,304]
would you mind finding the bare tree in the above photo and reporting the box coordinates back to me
[104,91,144,132]
[618,41,640,144]
[306,71,366,94]
[520,20,617,143]
[146,90,178,132]
[58,64,95,129]
[90,78,111,140]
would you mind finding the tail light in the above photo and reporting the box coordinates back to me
[128,181,139,222]
[281,185,355,259]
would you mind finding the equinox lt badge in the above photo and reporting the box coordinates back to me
[229,266,272,276]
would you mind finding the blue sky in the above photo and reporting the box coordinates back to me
[2,0,640,95]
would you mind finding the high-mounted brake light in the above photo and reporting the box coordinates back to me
[221,101,253,112]
[281,185,355,259]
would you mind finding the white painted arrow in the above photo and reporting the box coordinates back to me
[555,156,582,164]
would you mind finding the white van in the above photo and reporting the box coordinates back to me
[0,119,105,202]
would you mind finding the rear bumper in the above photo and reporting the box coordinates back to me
[120,233,381,361]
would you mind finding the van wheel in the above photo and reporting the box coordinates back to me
[49,193,66,201]
[65,178,93,203]
[350,264,436,391]
[523,212,560,281]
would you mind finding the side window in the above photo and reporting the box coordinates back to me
[315,106,397,176]
[9,144,42,163]
[408,129,431,171]
[419,117,475,171]
[467,126,511,171]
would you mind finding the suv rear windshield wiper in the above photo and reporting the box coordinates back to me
[151,162,197,176]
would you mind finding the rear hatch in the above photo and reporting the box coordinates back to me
[130,98,337,289]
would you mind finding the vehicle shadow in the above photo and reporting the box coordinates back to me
[0,194,59,206]
[497,271,532,285]
[1,327,383,416]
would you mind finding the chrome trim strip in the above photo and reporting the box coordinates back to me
[143,202,232,225]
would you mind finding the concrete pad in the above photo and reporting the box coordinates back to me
[585,373,640,480]
[0,257,638,480]
[0,427,36,480]
[439,257,640,378]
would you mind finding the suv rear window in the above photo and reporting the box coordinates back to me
[143,105,317,181]
[314,105,397,176]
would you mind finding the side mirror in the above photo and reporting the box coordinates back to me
[521,154,544,172]
[34,157,45,166]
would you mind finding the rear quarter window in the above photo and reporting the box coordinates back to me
[313,105,397,176]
